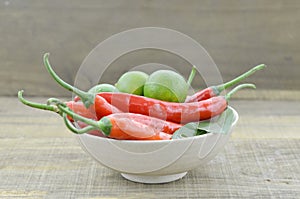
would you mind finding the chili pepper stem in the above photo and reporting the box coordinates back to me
[47,98,64,106]
[57,103,100,130]
[43,53,94,108]
[18,90,61,115]
[97,117,112,136]
[62,113,96,134]
[187,66,197,86]
[225,84,256,100]
[215,64,265,94]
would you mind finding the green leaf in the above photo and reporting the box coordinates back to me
[172,122,203,139]
[172,108,235,139]
[198,108,235,134]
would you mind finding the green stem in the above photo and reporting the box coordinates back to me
[18,91,97,135]
[187,66,197,86]
[43,53,94,108]
[57,103,100,130]
[18,90,61,115]
[47,98,63,106]
[225,83,256,100]
[215,64,265,94]
[62,113,97,134]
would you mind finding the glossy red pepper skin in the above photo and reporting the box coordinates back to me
[99,116,172,140]
[97,92,227,124]
[93,95,122,119]
[104,113,182,134]
[185,86,219,103]
[66,101,98,122]
[68,95,122,121]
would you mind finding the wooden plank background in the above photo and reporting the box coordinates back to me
[1,0,299,97]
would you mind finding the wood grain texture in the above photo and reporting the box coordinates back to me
[1,0,299,96]
[0,138,299,198]
[0,96,299,198]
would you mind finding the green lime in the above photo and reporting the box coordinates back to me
[115,71,149,95]
[88,83,119,94]
[143,70,188,102]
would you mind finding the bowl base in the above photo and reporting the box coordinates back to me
[121,172,187,184]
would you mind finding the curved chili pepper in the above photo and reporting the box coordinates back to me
[18,93,165,140]
[58,103,171,140]
[98,84,255,123]
[103,112,182,134]
[185,64,265,102]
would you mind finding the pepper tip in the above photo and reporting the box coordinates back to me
[44,52,50,58]
[17,90,24,98]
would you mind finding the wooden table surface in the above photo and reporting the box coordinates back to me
[0,96,299,198]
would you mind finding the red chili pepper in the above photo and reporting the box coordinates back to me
[98,84,255,123]
[98,92,223,123]
[185,64,265,102]
[43,54,255,124]
[42,54,211,123]
[104,112,182,134]
[98,116,172,140]
[73,96,81,102]
[57,104,172,140]
[66,96,121,121]
[184,87,220,103]
[93,95,122,119]
[66,101,98,122]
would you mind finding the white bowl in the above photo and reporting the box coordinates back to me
[76,107,239,184]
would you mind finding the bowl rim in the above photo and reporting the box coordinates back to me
[77,106,239,144]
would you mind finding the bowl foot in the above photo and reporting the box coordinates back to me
[121,172,187,184]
